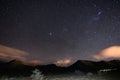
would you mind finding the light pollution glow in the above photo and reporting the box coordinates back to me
[55,58,72,66]
[1,45,120,66]
[30,60,43,65]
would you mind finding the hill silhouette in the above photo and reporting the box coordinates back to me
[0,59,120,77]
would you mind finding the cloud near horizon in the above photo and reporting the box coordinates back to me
[54,58,72,66]
[92,46,120,60]
[0,45,28,62]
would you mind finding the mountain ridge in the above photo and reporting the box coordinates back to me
[0,59,120,76]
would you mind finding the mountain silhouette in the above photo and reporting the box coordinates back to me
[0,59,120,77]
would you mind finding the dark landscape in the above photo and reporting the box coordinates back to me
[0,0,120,80]
[0,59,120,78]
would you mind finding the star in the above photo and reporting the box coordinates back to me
[93,4,97,7]
[48,32,53,36]
[97,11,102,15]
[93,32,97,34]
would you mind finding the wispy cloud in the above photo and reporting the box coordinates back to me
[92,46,120,60]
[0,45,28,61]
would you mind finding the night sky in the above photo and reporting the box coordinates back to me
[0,0,120,65]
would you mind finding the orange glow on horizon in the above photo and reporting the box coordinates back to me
[30,60,42,65]
[55,58,72,66]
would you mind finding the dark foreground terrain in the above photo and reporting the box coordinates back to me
[0,59,120,78]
